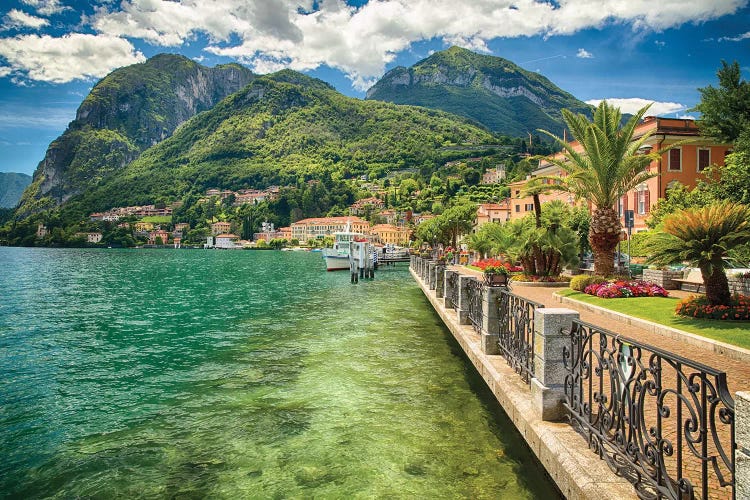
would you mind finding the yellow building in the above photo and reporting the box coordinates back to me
[369,224,411,245]
[291,216,369,242]
[134,221,154,232]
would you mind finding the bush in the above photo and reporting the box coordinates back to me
[676,294,750,320]
[513,274,571,282]
[570,275,607,291]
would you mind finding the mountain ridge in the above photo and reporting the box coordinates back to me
[365,46,593,136]
[0,172,32,208]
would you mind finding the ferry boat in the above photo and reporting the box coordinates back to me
[322,228,363,271]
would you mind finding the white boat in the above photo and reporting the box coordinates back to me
[323,227,370,271]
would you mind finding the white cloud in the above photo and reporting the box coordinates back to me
[86,0,744,86]
[20,0,68,16]
[3,9,50,30]
[719,31,750,42]
[655,40,666,47]
[585,98,685,116]
[0,34,145,83]
[0,67,11,78]
[576,48,593,58]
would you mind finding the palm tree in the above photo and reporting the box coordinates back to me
[646,202,750,305]
[538,101,661,275]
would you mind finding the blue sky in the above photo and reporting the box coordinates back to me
[0,0,748,175]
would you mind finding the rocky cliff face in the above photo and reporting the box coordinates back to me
[18,54,254,216]
[366,46,592,136]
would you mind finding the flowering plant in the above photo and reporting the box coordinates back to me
[584,280,669,299]
[676,294,750,320]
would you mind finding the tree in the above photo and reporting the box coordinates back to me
[646,203,750,306]
[691,61,750,146]
[538,101,661,275]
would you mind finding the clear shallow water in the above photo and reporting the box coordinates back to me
[0,247,559,499]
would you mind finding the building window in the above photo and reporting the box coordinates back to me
[697,148,710,171]
[515,205,520,212]
[668,147,682,171]
[525,203,534,211]
[636,185,650,215]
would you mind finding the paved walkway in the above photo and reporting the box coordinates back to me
[511,283,750,396]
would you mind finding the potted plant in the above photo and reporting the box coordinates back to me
[483,264,510,286]
[444,251,454,264]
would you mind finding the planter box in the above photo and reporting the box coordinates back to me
[642,269,684,290]
[484,272,508,287]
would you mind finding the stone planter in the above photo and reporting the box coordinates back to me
[642,269,683,290]
[484,272,508,287]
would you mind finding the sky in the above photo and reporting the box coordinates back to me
[0,0,749,176]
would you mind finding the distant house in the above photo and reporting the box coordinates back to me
[36,223,48,238]
[349,197,385,216]
[75,232,103,244]
[481,165,506,184]
[134,221,154,232]
[211,221,232,235]
[148,230,169,245]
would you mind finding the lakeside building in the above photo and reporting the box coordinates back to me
[509,117,733,233]
[134,221,154,232]
[349,197,385,215]
[291,216,368,242]
[36,224,48,238]
[369,224,412,246]
[75,232,103,243]
[148,230,170,245]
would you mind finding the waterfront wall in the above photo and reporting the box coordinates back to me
[411,256,741,500]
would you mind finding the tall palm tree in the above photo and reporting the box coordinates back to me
[646,202,750,305]
[538,101,661,275]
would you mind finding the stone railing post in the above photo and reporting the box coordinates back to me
[410,255,415,269]
[480,286,503,354]
[435,264,445,298]
[428,261,436,290]
[736,391,750,499]
[531,308,579,421]
[456,275,474,325]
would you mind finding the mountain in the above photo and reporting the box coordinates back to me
[17,54,254,216]
[0,172,31,208]
[61,70,495,216]
[365,46,592,137]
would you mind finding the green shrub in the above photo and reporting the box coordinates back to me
[570,274,607,291]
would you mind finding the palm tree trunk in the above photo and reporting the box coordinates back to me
[701,265,732,306]
[590,206,621,276]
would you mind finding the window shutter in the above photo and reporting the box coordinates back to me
[622,195,628,212]
[645,190,651,213]
[633,192,638,213]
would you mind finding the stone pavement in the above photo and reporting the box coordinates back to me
[508,283,750,395]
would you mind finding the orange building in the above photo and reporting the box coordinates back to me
[510,117,733,233]
[476,200,512,227]
[290,216,369,242]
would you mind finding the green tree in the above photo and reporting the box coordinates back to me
[538,101,661,275]
[646,202,750,306]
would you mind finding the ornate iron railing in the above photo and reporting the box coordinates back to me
[496,290,544,383]
[562,319,735,500]
[466,278,484,332]
[445,271,459,309]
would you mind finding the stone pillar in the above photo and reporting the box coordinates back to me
[428,261,436,290]
[456,275,474,325]
[736,391,750,500]
[435,264,445,298]
[410,255,415,269]
[480,286,503,354]
[531,308,579,421]
[444,270,455,309]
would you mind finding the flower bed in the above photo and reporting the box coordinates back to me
[512,274,570,283]
[676,294,750,320]
[584,280,670,299]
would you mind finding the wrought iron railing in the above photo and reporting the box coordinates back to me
[497,290,544,383]
[445,271,459,309]
[466,278,484,332]
[562,319,735,500]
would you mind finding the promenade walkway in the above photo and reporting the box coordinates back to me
[508,283,750,395]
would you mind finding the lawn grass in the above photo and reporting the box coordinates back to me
[557,289,750,350]
[140,216,172,224]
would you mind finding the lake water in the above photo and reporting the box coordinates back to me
[0,247,559,498]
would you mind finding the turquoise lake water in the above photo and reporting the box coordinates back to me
[0,247,560,498]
